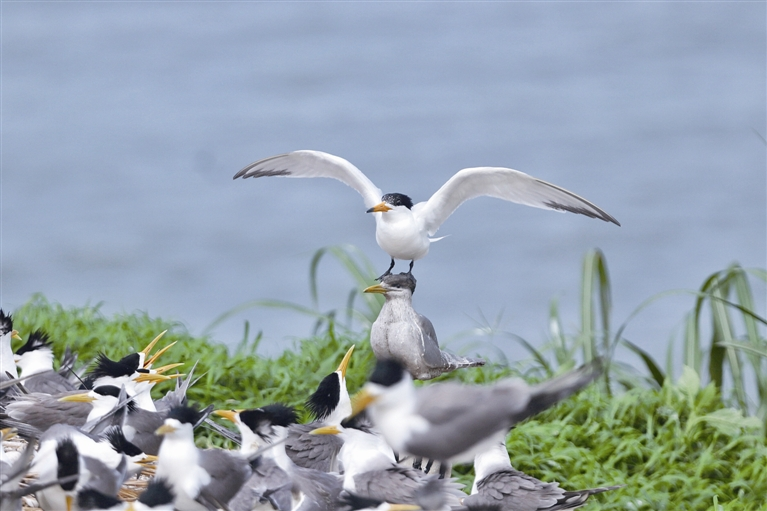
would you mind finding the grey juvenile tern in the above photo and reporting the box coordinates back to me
[463,442,622,510]
[352,359,602,466]
[234,150,620,277]
[364,274,484,380]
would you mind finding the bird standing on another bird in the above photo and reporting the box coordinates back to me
[234,150,619,277]
[463,442,622,510]
[364,273,484,380]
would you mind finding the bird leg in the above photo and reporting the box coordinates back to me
[407,260,414,274]
[438,462,450,479]
[412,457,422,470]
[423,459,434,474]
[377,258,396,281]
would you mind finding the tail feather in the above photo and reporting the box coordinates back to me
[523,358,603,418]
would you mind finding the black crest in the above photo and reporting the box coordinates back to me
[305,373,341,421]
[104,427,143,457]
[139,478,175,507]
[56,438,80,491]
[15,329,53,356]
[0,309,13,336]
[380,272,417,295]
[369,359,406,387]
[381,193,413,209]
[239,404,298,432]
[88,352,141,381]
[77,488,122,510]
[166,405,205,426]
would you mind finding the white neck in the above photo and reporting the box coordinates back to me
[17,348,54,378]
[471,442,512,494]
[338,428,396,492]
[367,378,426,454]
[263,426,294,474]
[0,332,17,378]
[156,423,210,499]
[326,376,352,425]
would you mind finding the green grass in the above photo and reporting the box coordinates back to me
[9,246,767,510]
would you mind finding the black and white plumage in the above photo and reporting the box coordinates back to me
[353,359,602,465]
[462,442,621,511]
[364,273,484,380]
[14,330,77,394]
[0,310,21,382]
[234,150,619,276]
[155,405,251,511]
[285,345,355,472]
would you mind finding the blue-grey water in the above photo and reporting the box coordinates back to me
[2,3,765,371]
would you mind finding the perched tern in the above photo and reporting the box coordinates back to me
[0,310,22,382]
[285,345,355,472]
[364,273,484,380]
[352,359,602,465]
[155,405,251,510]
[14,330,77,394]
[234,151,619,276]
[463,442,621,510]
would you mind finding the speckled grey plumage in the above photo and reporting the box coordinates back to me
[369,273,484,380]
[463,470,621,511]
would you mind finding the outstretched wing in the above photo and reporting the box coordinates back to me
[413,167,620,236]
[234,150,383,210]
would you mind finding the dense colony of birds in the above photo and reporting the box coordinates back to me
[1,151,621,510]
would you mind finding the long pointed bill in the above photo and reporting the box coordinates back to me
[363,284,388,294]
[137,454,158,464]
[309,425,341,435]
[140,330,168,364]
[58,393,96,403]
[144,341,177,368]
[66,495,74,511]
[153,362,185,374]
[133,373,174,384]
[336,345,355,379]
[388,505,422,511]
[0,427,16,441]
[213,410,239,423]
[11,330,21,341]
[350,389,377,417]
[366,202,392,213]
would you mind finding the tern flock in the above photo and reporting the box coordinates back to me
[1,151,622,510]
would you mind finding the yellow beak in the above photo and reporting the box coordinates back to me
[58,393,96,403]
[363,284,388,294]
[133,373,173,384]
[350,389,378,416]
[153,362,185,374]
[1,427,17,441]
[140,330,167,361]
[388,505,422,511]
[155,424,177,435]
[366,202,392,213]
[11,330,21,341]
[336,345,355,379]
[212,409,240,423]
[144,341,177,368]
[309,425,341,435]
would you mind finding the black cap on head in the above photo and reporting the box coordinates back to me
[77,488,122,510]
[166,405,206,426]
[139,478,175,507]
[369,359,406,387]
[105,427,143,457]
[0,310,13,336]
[14,329,52,356]
[239,404,298,433]
[88,352,141,380]
[56,438,80,491]
[305,373,341,421]
[379,272,417,295]
[381,193,414,210]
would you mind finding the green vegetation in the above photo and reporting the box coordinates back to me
[11,246,767,510]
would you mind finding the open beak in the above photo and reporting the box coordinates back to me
[58,392,96,403]
[309,425,341,435]
[140,330,167,365]
[134,373,177,384]
[155,424,177,435]
[350,388,378,416]
[144,341,177,368]
[213,410,240,423]
[336,345,355,379]
[366,202,392,213]
[11,330,21,341]
[363,283,388,294]
[153,362,185,374]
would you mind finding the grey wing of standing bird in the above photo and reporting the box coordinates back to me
[364,273,484,380]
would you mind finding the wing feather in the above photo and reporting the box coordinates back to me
[414,167,620,236]
[234,150,383,210]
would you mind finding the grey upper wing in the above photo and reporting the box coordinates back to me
[413,167,619,236]
[286,423,343,472]
[234,151,383,210]
[199,449,252,506]
[415,314,445,369]
[352,467,424,504]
